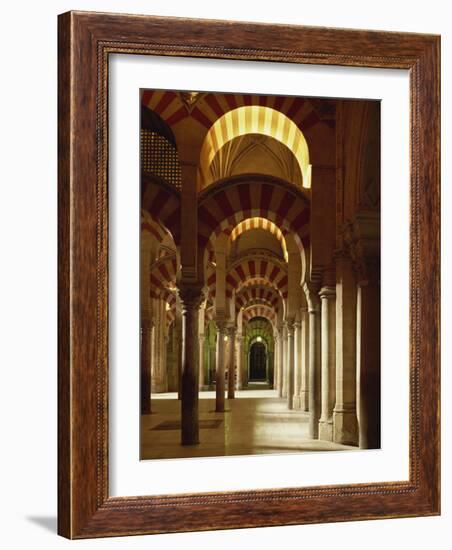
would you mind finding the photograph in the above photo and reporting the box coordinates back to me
[139,89,381,460]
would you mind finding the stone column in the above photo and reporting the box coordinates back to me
[318,286,336,441]
[198,334,206,390]
[215,319,228,412]
[300,308,310,411]
[293,321,302,409]
[273,333,280,392]
[357,273,381,449]
[282,324,289,398]
[227,327,236,399]
[305,286,321,439]
[140,318,154,414]
[277,326,284,397]
[236,334,244,390]
[286,320,295,409]
[179,285,204,446]
[333,253,358,445]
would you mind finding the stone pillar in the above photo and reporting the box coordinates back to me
[140,318,154,414]
[293,321,302,409]
[300,308,310,411]
[357,274,381,449]
[227,327,236,399]
[305,286,321,439]
[333,253,358,445]
[179,285,204,446]
[282,324,289,398]
[236,334,244,390]
[198,334,206,390]
[215,319,228,412]
[318,286,336,441]
[277,326,284,398]
[286,320,295,409]
[273,333,280,392]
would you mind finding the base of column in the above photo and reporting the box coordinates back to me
[293,395,302,409]
[300,390,309,411]
[333,409,358,445]
[318,419,333,441]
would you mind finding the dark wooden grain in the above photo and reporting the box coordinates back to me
[57,11,440,539]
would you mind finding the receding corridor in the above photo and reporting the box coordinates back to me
[140,89,381,458]
[141,390,355,460]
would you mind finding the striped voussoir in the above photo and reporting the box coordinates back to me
[141,90,331,137]
[141,174,181,245]
[242,304,277,326]
[149,255,178,299]
[235,285,281,314]
[198,177,310,255]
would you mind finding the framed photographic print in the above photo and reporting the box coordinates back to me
[58,11,440,538]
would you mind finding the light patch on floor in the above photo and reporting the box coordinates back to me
[141,390,357,460]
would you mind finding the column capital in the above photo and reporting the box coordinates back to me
[215,318,229,333]
[227,325,236,337]
[303,282,321,313]
[284,318,295,336]
[179,283,205,310]
[141,316,155,330]
[319,286,336,300]
[294,320,302,330]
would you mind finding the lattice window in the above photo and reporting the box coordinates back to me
[140,130,182,190]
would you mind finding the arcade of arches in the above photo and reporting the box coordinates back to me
[140,90,381,459]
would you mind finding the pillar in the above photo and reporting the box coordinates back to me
[305,286,321,439]
[236,334,244,390]
[227,326,236,399]
[277,326,284,398]
[140,318,154,414]
[318,286,336,441]
[179,285,204,446]
[215,319,228,412]
[300,308,310,411]
[282,324,289,398]
[198,334,206,390]
[357,274,381,449]
[333,253,358,445]
[293,321,302,409]
[286,320,295,409]
[274,333,280,392]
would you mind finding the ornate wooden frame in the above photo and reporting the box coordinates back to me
[58,11,440,538]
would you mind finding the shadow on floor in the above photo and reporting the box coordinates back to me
[26,516,57,533]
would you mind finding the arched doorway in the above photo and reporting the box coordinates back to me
[249,341,267,381]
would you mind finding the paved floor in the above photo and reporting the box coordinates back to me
[140,389,356,460]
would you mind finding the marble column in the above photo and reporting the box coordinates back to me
[215,319,228,412]
[282,324,289,398]
[277,326,284,398]
[273,333,279,392]
[227,326,236,399]
[140,318,154,414]
[286,320,295,409]
[293,321,302,409]
[198,334,206,390]
[333,253,358,445]
[357,274,381,449]
[236,334,244,390]
[305,287,321,439]
[318,286,336,441]
[300,308,310,411]
[179,285,204,446]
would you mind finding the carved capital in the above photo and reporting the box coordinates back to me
[319,285,336,300]
[178,284,205,311]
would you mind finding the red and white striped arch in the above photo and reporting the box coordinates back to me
[226,257,288,300]
[141,90,331,140]
[242,304,277,327]
[235,285,281,314]
[198,176,309,260]
[142,175,181,245]
[149,255,178,299]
